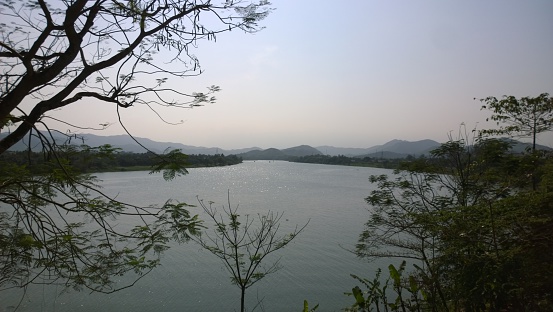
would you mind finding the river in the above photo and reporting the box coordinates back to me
[2,161,399,312]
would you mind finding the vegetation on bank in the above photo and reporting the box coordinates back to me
[345,139,553,311]
[291,154,410,169]
[342,93,553,312]
[0,146,242,174]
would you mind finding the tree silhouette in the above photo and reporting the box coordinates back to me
[195,193,308,312]
[0,0,271,295]
[479,93,553,152]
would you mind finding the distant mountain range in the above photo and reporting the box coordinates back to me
[238,145,322,160]
[0,131,259,155]
[1,131,550,160]
[317,139,441,158]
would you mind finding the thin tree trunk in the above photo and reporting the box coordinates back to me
[532,115,537,190]
[241,287,246,312]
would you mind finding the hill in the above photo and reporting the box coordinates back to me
[317,139,441,157]
[239,148,287,160]
[315,146,372,157]
[281,145,322,157]
[0,131,260,155]
[357,151,408,159]
[364,139,441,155]
[238,145,322,160]
[501,138,553,153]
[2,131,549,159]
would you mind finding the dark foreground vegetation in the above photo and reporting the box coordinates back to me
[0,0,270,303]
[344,139,553,311]
[0,0,551,310]
[340,93,553,312]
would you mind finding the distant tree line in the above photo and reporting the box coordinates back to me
[0,145,242,174]
[291,154,409,169]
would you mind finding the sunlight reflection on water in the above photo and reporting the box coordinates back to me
[2,161,397,312]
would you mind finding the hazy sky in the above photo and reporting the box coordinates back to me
[52,1,553,149]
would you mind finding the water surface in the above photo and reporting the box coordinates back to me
[2,161,397,311]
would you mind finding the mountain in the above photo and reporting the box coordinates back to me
[239,148,287,160]
[281,145,322,157]
[317,139,441,157]
[362,139,441,155]
[2,131,549,159]
[357,151,409,159]
[315,146,373,157]
[0,131,323,160]
[238,145,322,160]
[499,138,552,153]
[0,131,260,155]
[353,138,551,159]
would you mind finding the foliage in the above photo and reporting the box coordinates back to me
[345,261,427,312]
[0,0,272,296]
[357,130,553,311]
[0,146,243,174]
[302,300,319,312]
[478,93,553,151]
[292,154,405,169]
[0,150,203,292]
[195,193,308,312]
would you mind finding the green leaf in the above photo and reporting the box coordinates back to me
[352,286,365,306]
[388,264,401,285]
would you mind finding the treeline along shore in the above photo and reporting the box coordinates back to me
[291,154,409,169]
[0,146,242,174]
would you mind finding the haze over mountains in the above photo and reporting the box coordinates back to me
[0,131,441,157]
[318,139,441,158]
[1,131,550,159]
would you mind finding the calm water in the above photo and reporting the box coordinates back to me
[2,161,399,311]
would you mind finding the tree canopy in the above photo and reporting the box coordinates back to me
[195,194,307,312]
[356,115,553,310]
[0,0,271,295]
[478,93,553,151]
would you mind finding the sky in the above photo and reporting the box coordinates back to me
[51,0,553,149]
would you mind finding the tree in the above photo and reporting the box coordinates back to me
[357,137,505,310]
[356,129,553,310]
[195,193,308,312]
[0,0,272,295]
[478,93,553,152]
[479,92,553,190]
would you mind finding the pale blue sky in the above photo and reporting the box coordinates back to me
[53,0,553,149]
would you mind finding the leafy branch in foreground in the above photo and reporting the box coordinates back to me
[0,0,272,297]
[345,261,426,312]
[0,151,203,293]
[194,193,308,312]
